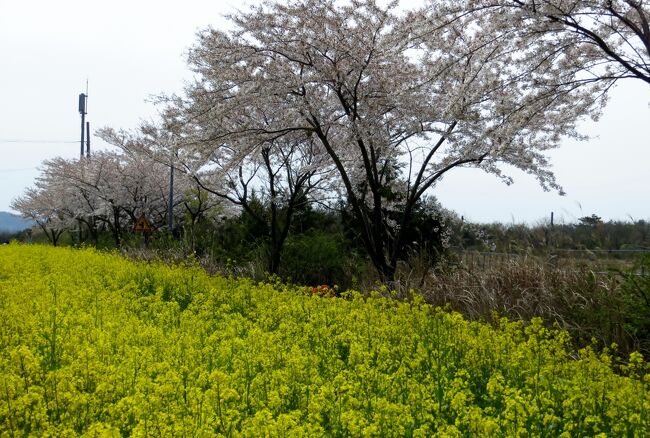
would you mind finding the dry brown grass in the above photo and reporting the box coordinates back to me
[394,253,645,354]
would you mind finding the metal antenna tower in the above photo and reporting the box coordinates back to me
[78,80,90,158]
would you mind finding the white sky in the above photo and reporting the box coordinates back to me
[1,0,648,223]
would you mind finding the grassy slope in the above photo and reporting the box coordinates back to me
[0,244,648,437]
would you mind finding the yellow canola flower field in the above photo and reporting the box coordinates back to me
[0,244,648,437]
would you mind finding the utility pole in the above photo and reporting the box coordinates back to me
[167,124,178,235]
[549,211,555,249]
[86,121,90,157]
[79,80,90,158]
[79,93,87,158]
[551,211,554,228]
[168,159,174,233]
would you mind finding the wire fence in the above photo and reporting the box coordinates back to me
[455,249,649,276]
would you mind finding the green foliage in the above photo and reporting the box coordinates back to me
[280,232,348,286]
[208,211,267,265]
[0,244,648,436]
[463,218,650,253]
[619,255,650,352]
[0,231,20,244]
[578,214,604,227]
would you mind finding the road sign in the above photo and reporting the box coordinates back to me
[133,213,153,233]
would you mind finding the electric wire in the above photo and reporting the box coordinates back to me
[0,140,78,144]
[0,167,38,173]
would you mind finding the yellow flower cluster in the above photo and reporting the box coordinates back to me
[0,244,647,436]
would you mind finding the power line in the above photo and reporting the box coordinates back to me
[0,139,78,144]
[0,167,37,173]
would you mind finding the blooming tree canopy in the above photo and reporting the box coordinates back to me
[439,0,650,88]
[100,119,333,273]
[13,151,191,246]
[160,0,608,280]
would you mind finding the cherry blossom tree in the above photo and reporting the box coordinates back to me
[13,151,190,247]
[99,124,228,250]
[34,156,106,245]
[100,120,334,274]
[85,151,189,245]
[201,133,333,274]
[11,186,69,246]
[440,1,650,88]
[162,0,606,280]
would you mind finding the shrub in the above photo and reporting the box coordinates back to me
[280,232,348,286]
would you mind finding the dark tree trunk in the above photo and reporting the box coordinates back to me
[111,206,122,247]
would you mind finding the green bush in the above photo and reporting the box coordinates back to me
[280,232,348,286]
[620,255,650,352]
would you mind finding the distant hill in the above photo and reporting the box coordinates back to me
[0,211,33,233]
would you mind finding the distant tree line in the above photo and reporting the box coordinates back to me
[457,215,650,253]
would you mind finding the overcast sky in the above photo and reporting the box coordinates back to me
[1,0,648,224]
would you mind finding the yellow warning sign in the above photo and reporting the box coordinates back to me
[133,214,153,233]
